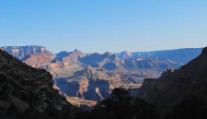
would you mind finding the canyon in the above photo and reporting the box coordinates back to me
[1,46,202,106]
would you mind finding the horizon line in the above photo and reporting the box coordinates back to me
[0,45,203,54]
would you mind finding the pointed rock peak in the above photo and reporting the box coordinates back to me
[104,51,112,56]
[123,50,131,53]
[56,51,70,57]
[123,50,132,56]
[74,49,80,52]
[72,49,84,55]
[201,47,207,55]
[84,65,96,73]
[74,49,79,52]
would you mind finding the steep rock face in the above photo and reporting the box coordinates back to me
[0,49,73,119]
[46,61,83,79]
[25,53,55,68]
[55,66,126,101]
[48,51,85,78]
[1,46,54,61]
[138,47,207,115]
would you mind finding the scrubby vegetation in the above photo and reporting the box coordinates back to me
[76,88,161,119]
[75,89,207,119]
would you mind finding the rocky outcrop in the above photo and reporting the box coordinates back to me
[0,49,74,119]
[138,47,207,115]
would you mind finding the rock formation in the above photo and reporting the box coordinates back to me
[2,45,200,106]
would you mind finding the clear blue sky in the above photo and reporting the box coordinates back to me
[0,0,207,53]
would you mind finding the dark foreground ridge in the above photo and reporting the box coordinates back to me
[0,49,74,119]
[139,46,207,117]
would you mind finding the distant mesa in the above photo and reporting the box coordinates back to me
[1,45,54,61]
